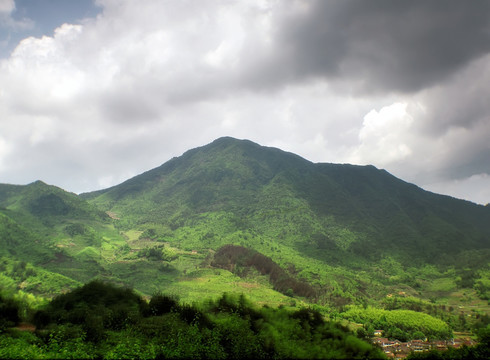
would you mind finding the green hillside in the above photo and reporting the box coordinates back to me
[1,137,489,350]
[80,138,489,299]
[0,180,108,226]
[0,181,121,296]
[84,137,490,263]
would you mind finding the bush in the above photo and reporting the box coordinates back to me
[32,309,51,329]
[0,282,385,359]
[147,293,178,316]
[0,295,20,330]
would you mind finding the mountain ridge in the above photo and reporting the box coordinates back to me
[81,136,487,210]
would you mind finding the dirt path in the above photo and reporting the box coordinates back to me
[14,322,36,332]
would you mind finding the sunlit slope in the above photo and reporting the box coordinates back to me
[0,180,123,288]
[0,180,114,259]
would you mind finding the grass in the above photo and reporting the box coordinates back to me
[426,277,458,292]
[0,257,80,298]
[164,268,298,307]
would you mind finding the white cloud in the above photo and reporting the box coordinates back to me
[4,23,85,113]
[0,135,11,171]
[348,103,413,166]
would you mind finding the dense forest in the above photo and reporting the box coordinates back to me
[1,281,385,359]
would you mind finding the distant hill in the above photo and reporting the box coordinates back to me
[0,180,118,294]
[0,180,107,223]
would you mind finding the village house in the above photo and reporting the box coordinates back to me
[384,349,395,358]
[411,339,430,352]
[371,336,479,358]
[432,340,448,351]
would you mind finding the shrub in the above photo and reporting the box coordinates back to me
[148,293,178,316]
[0,294,20,330]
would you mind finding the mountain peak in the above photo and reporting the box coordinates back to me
[28,180,48,187]
[199,136,267,153]
[197,136,256,154]
[210,136,244,145]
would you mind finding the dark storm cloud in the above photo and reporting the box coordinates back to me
[415,52,490,134]
[246,0,490,94]
[405,50,490,183]
[452,149,490,179]
[441,134,490,182]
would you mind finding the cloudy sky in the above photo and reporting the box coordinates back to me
[1,0,489,205]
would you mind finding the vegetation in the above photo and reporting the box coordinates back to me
[0,281,385,359]
[341,306,453,341]
[0,137,489,357]
[407,325,490,359]
[212,244,316,298]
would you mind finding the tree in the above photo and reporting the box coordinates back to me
[0,294,21,330]
[356,327,368,339]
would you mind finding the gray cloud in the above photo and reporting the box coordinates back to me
[416,54,490,133]
[408,53,490,182]
[244,0,490,94]
[424,173,490,205]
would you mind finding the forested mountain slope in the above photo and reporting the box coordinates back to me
[83,137,490,267]
[1,137,489,309]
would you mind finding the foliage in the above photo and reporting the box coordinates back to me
[341,306,453,341]
[0,281,386,359]
[407,342,490,360]
[474,269,490,300]
[0,137,489,356]
[33,281,146,330]
[212,244,316,298]
[0,293,20,331]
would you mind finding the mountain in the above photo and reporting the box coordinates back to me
[0,180,110,255]
[1,137,489,358]
[0,180,108,223]
[1,137,489,306]
[83,137,490,265]
[0,180,121,295]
